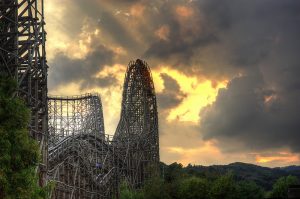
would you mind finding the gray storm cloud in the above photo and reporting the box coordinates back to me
[48,44,116,90]
[47,0,300,156]
[198,0,300,153]
[157,73,186,110]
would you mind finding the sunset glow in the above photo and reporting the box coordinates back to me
[46,0,300,167]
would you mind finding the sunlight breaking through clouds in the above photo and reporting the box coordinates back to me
[45,0,300,167]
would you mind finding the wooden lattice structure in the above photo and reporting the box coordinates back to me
[47,60,160,198]
[0,0,48,184]
[48,94,118,198]
[1,1,160,198]
[114,59,160,188]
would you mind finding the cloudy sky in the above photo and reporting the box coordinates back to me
[45,0,300,167]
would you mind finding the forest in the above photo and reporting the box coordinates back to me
[119,162,300,199]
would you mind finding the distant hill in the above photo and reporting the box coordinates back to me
[281,165,300,172]
[184,162,300,190]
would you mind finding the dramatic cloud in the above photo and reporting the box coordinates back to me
[49,44,116,90]
[46,0,300,166]
[157,73,186,110]
[199,0,300,155]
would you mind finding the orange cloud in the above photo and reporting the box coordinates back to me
[264,94,277,104]
[155,25,170,41]
[256,153,299,164]
[176,6,194,18]
[130,3,145,17]
[109,46,127,56]
[174,5,202,43]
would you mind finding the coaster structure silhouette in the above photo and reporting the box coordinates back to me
[0,1,159,198]
[47,94,117,198]
[48,60,159,198]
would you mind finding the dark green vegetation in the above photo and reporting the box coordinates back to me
[120,162,300,199]
[0,76,51,199]
[269,175,299,198]
[185,162,300,190]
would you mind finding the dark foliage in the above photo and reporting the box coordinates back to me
[0,75,51,199]
[184,162,300,191]
[119,162,299,199]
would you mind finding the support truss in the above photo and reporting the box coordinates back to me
[48,60,160,198]
[114,59,160,188]
[48,94,118,199]
[0,0,48,184]
[1,0,160,197]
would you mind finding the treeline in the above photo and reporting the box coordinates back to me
[119,162,299,199]
[184,162,300,190]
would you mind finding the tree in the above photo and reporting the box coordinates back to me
[178,176,209,199]
[164,162,184,183]
[0,75,49,198]
[162,162,184,199]
[270,175,299,198]
[209,173,238,199]
[236,181,264,199]
[143,176,171,199]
